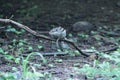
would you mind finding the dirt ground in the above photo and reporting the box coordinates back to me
[0,0,120,80]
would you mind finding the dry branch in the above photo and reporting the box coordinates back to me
[0,19,89,57]
[0,19,52,40]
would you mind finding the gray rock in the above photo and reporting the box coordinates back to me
[116,1,120,7]
[72,21,95,32]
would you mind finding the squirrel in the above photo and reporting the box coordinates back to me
[49,27,66,49]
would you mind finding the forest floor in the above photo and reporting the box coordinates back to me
[0,0,120,80]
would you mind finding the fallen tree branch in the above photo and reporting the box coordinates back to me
[0,19,52,40]
[0,18,89,57]
[64,38,89,57]
[22,52,67,56]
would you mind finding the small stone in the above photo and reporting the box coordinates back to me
[72,21,95,32]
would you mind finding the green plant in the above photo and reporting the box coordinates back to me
[1,39,27,64]
[95,47,120,64]
[0,51,56,80]
[76,47,120,79]
[77,33,89,38]
[6,25,25,35]
[78,61,120,80]
[37,45,43,49]
[0,72,15,80]
[64,50,80,56]
[68,33,73,37]
[77,49,120,80]
[0,47,16,63]
[21,52,47,77]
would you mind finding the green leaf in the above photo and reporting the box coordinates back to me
[68,33,73,37]
[18,42,24,46]
[55,59,62,63]
[0,48,4,53]
[28,46,33,50]
[37,45,43,49]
